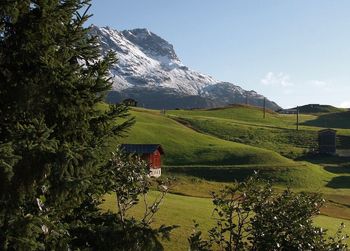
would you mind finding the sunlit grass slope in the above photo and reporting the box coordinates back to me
[122,108,291,166]
[95,105,334,188]
[167,105,350,157]
[168,104,316,129]
[98,103,350,249]
[168,104,350,132]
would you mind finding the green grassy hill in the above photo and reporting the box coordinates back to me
[167,105,318,158]
[167,105,350,157]
[100,104,350,249]
[296,104,347,114]
[95,103,350,189]
[98,105,334,188]
[169,104,315,129]
[301,111,350,130]
[123,108,291,166]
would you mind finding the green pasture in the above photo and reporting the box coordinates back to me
[119,108,292,167]
[92,104,347,189]
[98,103,350,249]
[167,105,350,157]
[102,191,350,251]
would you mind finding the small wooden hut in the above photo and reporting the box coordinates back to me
[122,98,138,107]
[318,129,337,155]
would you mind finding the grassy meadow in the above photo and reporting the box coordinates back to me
[168,105,350,157]
[100,103,350,249]
[102,191,350,251]
[122,108,291,166]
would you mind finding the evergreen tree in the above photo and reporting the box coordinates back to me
[0,1,136,249]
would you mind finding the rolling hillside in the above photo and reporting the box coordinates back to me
[95,104,336,188]
[122,108,290,166]
[100,104,350,250]
[168,105,350,157]
[296,104,347,114]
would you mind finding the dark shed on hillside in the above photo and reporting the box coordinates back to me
[122,98,138,107]
[120,144,164,177]
[318,129,337,155]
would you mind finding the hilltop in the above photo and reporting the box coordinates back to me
[296,104,347,114]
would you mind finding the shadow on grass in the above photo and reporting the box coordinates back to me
[301,111,350,129]
[326,176,350,189]
[324,166,350,174]
[166,166,254,182]
[338,135,350,149]
[296,155,350,165]
[165,166,289,184]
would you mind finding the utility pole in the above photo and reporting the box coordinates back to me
[296,106,299,131]
[263,97,266,119]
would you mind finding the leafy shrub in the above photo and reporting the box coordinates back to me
[189,175,348,251]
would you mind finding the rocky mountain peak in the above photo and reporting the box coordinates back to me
[121,28,180,62]
[90,25,280,110]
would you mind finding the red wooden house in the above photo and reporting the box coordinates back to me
[120,144,164,177]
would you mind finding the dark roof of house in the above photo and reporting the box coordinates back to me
[120,144,164,155]
[318,128,337,134]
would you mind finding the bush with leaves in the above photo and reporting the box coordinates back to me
[188,175,348,251]
[68,149,177,251]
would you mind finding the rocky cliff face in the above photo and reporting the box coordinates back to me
[90,25,280,110]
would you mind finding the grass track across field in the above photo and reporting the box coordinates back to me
[92,104,338,189]
[167,105,350,157]
[107,107,334,188]
[125,108,290,166]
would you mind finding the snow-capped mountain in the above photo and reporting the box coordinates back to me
[90,25,280,110]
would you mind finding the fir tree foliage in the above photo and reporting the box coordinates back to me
[0,0,141,249]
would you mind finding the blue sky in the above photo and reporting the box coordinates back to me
[88,0,350,108]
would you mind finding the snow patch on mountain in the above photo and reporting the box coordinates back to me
[89,25,280,110]
[90,26,220,94]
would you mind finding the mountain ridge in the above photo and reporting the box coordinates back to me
[90,25,280,110]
